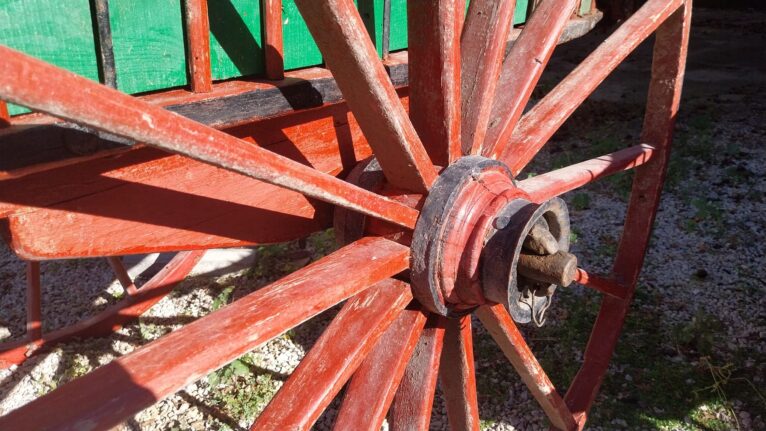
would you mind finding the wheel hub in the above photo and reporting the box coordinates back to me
[410,156,576,323]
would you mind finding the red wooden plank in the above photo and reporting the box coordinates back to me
[460,0,516,155]
[0,46,419,229]
[389,316,445,431]
[483,0,578,158]
[564,1,692,422]
[476,304,577,431]
[407,0,462,166]
[500,0,684,176]
[0,238,408,430]
[251,279,413,431]
[0,251,203,369]
[294,0,437,193]
[262,0,285,80]
[184,0,213,92]
[333,307,427,431]
[439,315,480,431]
[517,144,655,203]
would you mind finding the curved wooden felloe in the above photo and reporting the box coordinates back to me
[0,0,691,429]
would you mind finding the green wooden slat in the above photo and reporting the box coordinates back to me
[282,0,322,70]
[363,0,531,57]
[109,0,188,94]
[208,0,264,80]
[579,0,593,15]
[0,0,100,115]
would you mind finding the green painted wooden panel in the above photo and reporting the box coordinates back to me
[109,0,188,94]
[363,0,531,57]
[0,0,100,115]
[282,0,322,70]
[208,0,264,80]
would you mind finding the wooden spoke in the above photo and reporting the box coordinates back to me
[106,256,139,296]
[439,315,480,431]
[0,46,419,229]
[262,0,285,80]
[1,251,203,369]
[517,144,655,203]
[333,307,427,431]
[294,0,437,193]
[251,279,413,431]
[460,0,517,155]
[573,268,627,300]
[499,0,684,176]
[476,304,577,431]
[25,261,42,340]
[407,0,462,166]
[389,316,446,431]
[183,0,213,92]
[565,1,692,421]
[0,238,408,430]
[483,0,579,158]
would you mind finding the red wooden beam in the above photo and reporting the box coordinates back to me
[0,238,409,429]
[0,251,203,369]
[262,0,285,80]
[294,0,437,193]
[460,0,516,155]
[407,0,462,166]
[250,279,413,430]
[500,0,684,176]
[0,100,10,127]
[517,144,655,203]
[389,316,446,431]
[333,307,427,431]
[439,315,480,431]
[183,0,213,92]
[564,1,692,423]
[476,304,577,430]
[0,46,419,229]
[483,0,579,158]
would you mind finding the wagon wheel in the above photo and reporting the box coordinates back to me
[0,252,203,369]
[0,0,691,429]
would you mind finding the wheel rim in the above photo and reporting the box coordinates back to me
[0,0,691,429]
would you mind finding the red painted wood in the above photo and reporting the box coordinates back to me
[251,279,413,431]
[0,100,9,127]
[407,0,462,166]
[0,46,419,229]
[564,2,691,424]
[293,0,437,193]
[25,261,42,340]
[517,144,655,203]
[107,256,139,296]
[573,268,627,300]
[460,0,516,155]
[333,307,427,431]
[0,251,203,369]
[262,0,285,80]
[483,0,578,158]
[500,0,684,176]
[184,0,213,92]
[389,316,446,431]
[439,315,480,431]
[0,238,408,429]
[476,304,577,431]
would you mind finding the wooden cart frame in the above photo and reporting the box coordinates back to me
[0,0,691,429]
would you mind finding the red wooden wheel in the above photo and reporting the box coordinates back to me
[0,0,691,429]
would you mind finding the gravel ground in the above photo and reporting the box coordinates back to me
[1,7,764,431]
